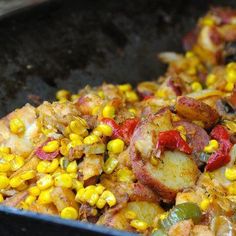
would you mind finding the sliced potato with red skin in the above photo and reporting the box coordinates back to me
[2,191,28,207]
[176,96,219,129]
[173,120,210,153]
[130,113,199,202]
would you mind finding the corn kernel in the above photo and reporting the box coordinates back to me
[225,167,236,181]
[128,108,137,116]
[83,134,100,145]
[95,124,112,137]
[204,139,219,153]
[20,170,36,181]
[37,161,50,173]
[125,210,137,220]
[225,82,234,92]
[69,119,88,136]
[66,161,77,173]
[150,156,159,166]
[38,188,53,204]
[59,157,69,169]
[199,198,211,211]
[72,179,83,191]
[107,139,124,154]
[130,219,148,231]
[54,173,72,188]
[200,16,215,26]
[103,156,118,174]
[0,160,11,172]
[185,51,195,58]
[69,133,83,141]
[69,172,77,179]
[102,105,115,119]
[0,147,11,154]
[84,190,99,206]
[47,159,59,173]
[227,182,236,195]
[10,155,24,171]
[155,89,167,98]
[67,140,83,150]
[71,94,80,102]
[37,174,54,190]
[191,82,202,92]
[56,90,71,100]
[117,167,135,182]
[0,175,9,189]
[60,145,69,156]
[98,91,105,99]
[42,140,59,153]
[100,190,116,207]
[206,74,217,87]
[25,195,36,205]
[0,193,4,202]
[75,188,86,202]
[91,106,100,116]
[118,84,132,92]
[159,212,168,220]
[16,182,28,191]
[28,186,41,196]
[9,118,25,134]
[125,91,139,102]
[9,176,24,188]
[96,198,106,209]
[95,184,105,195]
[61,207,78,220]
[226,68,236,83]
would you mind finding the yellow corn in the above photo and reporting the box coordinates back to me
[0,160,11,172]
[225,82,234,92]
[37,188,53,204]
[0,193,4,202]
[46,159,59,173]
[125,210,137,220]
[117,167,135,182]
[37,175,54,190]
[59,157,69,169]
[83,134,100,145]
[69,133,83,141]
[9,118,25,134]
[228,182,236,195]
[2,154,15,162]
[199,198,211,211]
[103,156,118,174]
[95,124,112,137]
[28,186,41,196]
[107,139,124,154]
[130,219,148,231]
[125,91,139,102]
[159,212,168,220]
[56,89,71,100]
[0,147,11,154]
[71,94,80,102]
[0,175,9,189]
[66,161,77,173]
[59,144,69,156]
[225,167,236,181]
[118,84,132,92]
[84,190,99,206]
[20,170,36,181]
[72,179,83,191]
[102,105,115,118]
[9,176,24,188]
[75,188,86,203]
[10,155,25,171]
[204,139,219,153]
[98,90,105,99]
[185,51,195,58]
[37,161,50,173]
[191,81,202,92]
[67,139,83,149]
[25,195,36,205]
[224,120,236,133]
[96,198,107,209]
[69,119,88,137]
[200,16,215,26]
[150,155,159,166]
[226,66,236,83]
[54,173,72,188]
[42,140,59,153]
[128,108,137,116]
[100,190,116,207]
[155,89,167,99]
[61,207,78,220]
[91,106,100,116]
[206,74,217,87]
[95,184,105,195]
[16,182,28,191]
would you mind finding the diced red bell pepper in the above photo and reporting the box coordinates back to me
[35,138,59,161]
[206,125,232,171]
[156,130,192,154]
[101,117,139,143]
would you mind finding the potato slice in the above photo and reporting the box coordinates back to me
[176,96,219,129]
[130,113,199,202]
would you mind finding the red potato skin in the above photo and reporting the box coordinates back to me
[173,120,210,153]
[176,96,220,129]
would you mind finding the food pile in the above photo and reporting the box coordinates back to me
[1,7,236,236]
